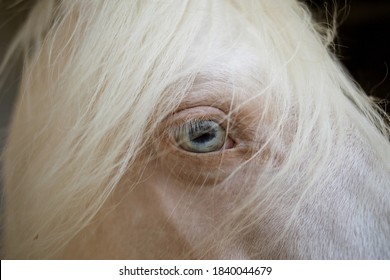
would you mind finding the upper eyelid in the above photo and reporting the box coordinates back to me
[175,89,238,114]
[165,105,259,142]
[161,89,263,142]
[176,98,231,113]
[166,106,234,134]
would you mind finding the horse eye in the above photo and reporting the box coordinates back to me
[173,120,228,153]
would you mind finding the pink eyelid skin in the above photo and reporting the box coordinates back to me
[221,136,235,150]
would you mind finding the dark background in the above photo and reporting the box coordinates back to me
[310,0,390,110]
[0,0,389,135]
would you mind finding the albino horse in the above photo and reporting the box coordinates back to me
[1,0,389,259]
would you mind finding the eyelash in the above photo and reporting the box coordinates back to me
[176,119,217,137]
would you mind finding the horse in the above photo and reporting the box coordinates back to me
[1,0,389,259]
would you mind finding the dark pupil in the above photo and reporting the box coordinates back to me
[191,131,216,144]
